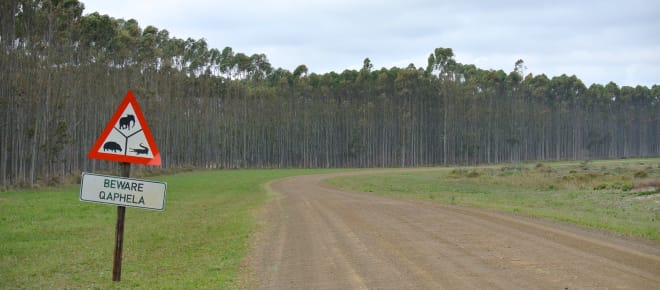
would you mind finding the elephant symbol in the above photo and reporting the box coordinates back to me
[119,114,135,130]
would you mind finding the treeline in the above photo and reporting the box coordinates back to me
[1,0,659,189]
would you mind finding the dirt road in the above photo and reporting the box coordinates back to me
[247,171,660,289]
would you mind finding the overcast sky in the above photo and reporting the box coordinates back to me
[81,0,659,87]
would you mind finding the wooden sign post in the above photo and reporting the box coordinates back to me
[113,163,130,281]
[80,167,167,282]
[83,90,164,282]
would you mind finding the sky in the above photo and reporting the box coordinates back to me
[81,0,660,87]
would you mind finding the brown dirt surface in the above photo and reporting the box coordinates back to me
[246,171,660,289]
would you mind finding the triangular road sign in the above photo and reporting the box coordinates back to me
[88,90,161,166]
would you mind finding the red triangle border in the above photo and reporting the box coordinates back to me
[88,90,161,166]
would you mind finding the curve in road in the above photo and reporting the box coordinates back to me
[247,171,660,289]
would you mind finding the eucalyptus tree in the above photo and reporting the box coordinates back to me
[426,47,456,164]
[2,3,659,188]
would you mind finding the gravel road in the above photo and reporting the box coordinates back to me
[247,171,660,289]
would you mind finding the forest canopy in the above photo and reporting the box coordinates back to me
[1,0,658,189]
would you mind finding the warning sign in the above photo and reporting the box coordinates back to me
[88,90,161,165]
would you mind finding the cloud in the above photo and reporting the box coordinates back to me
[81,0,660,86]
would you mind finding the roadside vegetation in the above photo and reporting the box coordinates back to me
[2,160,658,288]
[328,159,660,240]
[3,1,658,190]
[0,169,336,289]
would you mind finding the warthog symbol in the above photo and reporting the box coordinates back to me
[103,141,122,152]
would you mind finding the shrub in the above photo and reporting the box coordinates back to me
[534,163,554,173]
[449,169,468,178]
[593,180,634,192]
[466,171,480,178]
[622,182,634,191]
[450,169,481,178]
[633,170,648,178]
[593,183,608,190]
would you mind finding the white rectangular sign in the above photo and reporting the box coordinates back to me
[80,172,166,211]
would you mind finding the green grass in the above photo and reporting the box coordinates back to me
[0,169,338,289]
[328,158,660,241]
[2,159,658,288]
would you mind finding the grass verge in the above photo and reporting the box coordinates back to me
[328,159,660,241]
[0,169,335,289]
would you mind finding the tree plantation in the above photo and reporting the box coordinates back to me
[1,0,659,189]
